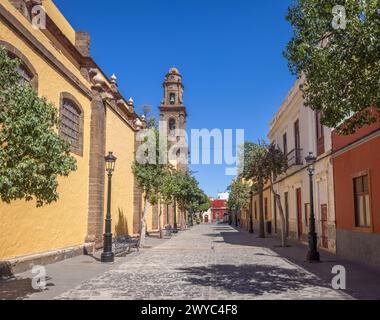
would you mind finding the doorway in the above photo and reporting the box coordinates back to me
[321,204,328,249]
[296,188,303,239]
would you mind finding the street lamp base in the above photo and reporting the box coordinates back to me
[307,250,320,263]
[101,252,115,263]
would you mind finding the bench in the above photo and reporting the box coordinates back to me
[164,225,173,237]
[114,236,140,256]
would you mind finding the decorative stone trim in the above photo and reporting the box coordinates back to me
[86,87,106,245]
[0,3,92,98]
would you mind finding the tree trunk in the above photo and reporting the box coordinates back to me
[139,196,150,248]
[258,180,265,238]
[270,181,288,247]
[159,203,163,239]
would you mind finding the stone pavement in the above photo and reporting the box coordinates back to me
[50,224,351,300]
[0,235,168,300]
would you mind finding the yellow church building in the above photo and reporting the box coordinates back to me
[0,0,153,275]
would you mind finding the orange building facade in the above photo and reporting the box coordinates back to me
[332,121,380,268]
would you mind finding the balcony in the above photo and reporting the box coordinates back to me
[287,148,303,167]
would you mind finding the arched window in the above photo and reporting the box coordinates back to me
[0,41,38,90]
[59,93,84,156]
[169,93,176,105]
[169,118,176,135]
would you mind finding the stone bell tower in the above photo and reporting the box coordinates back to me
[159,67,188,231]
[159,67,188,171]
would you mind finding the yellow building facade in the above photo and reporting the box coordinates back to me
[0,0,144,274]
[252,184,273,234]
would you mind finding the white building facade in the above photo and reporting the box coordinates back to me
[268,78,336,252]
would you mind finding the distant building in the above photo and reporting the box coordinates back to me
[211,199,228,222]
[217,192,229,201]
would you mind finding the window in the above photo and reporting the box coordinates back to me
[316,111,325,156]
[294,119,301,165]
[353,175,371,228]
[17,63,33,83]
[1,41,38,90]
[283,132,288,156]
[254,201,257,220]
[169,118,176,135]
[59,94,83,156]
[169,93,176,105]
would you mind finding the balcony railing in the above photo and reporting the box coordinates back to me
[287,148,303,167]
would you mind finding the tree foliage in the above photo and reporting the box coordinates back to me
[0,46,77,207]
[227,179,251,212]
[237,141,289,240]
[264,143,289,247]
[238,141,267,236]
[285,0,380,134]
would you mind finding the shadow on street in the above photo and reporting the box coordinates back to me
[178,263,330,296]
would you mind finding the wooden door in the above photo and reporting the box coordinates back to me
[296,188,303,239]
[294,120,301,164]
[284,192,289,236]
[321,204,328,249]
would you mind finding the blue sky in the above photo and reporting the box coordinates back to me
[54,0,296,197]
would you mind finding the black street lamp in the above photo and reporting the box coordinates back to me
[101,152,117,263]
[249,191,254,234]
[305,152,320,263]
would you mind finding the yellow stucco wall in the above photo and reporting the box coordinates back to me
[0,2,92,260]
[105,107,136,237]
[252,186,272,222]
[43,0,76,45]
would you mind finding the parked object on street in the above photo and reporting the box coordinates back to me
[114,236,140,257]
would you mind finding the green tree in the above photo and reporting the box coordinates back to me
[0,46,76,207]
[284,0,380,134]
[198,193,211,214]
[238,141,267,237]
[264,143,288,247]
[168,170,200,228]
[227,179,251,226]
[132,119,170,246]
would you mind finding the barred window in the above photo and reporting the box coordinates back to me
[353,175,371,228]
[17,63,33,83]
[60,97,83,155]
[1,40,39,90]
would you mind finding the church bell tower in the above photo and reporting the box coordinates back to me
[159,67,188,171]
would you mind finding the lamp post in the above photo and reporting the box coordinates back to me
[101,152,117,263]
[305,152,320,263]
[249,191,254,234]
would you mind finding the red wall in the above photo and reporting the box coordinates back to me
[333,133,380,233]
[333,120,380,151]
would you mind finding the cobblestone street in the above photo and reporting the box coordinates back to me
[53,224,351,300]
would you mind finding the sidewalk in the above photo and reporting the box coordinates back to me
[0,234,172,300]
[230,226,380,300]
[1,224,379,300]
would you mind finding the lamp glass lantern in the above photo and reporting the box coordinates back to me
[105,152,117,173]
[305,152,317,173]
